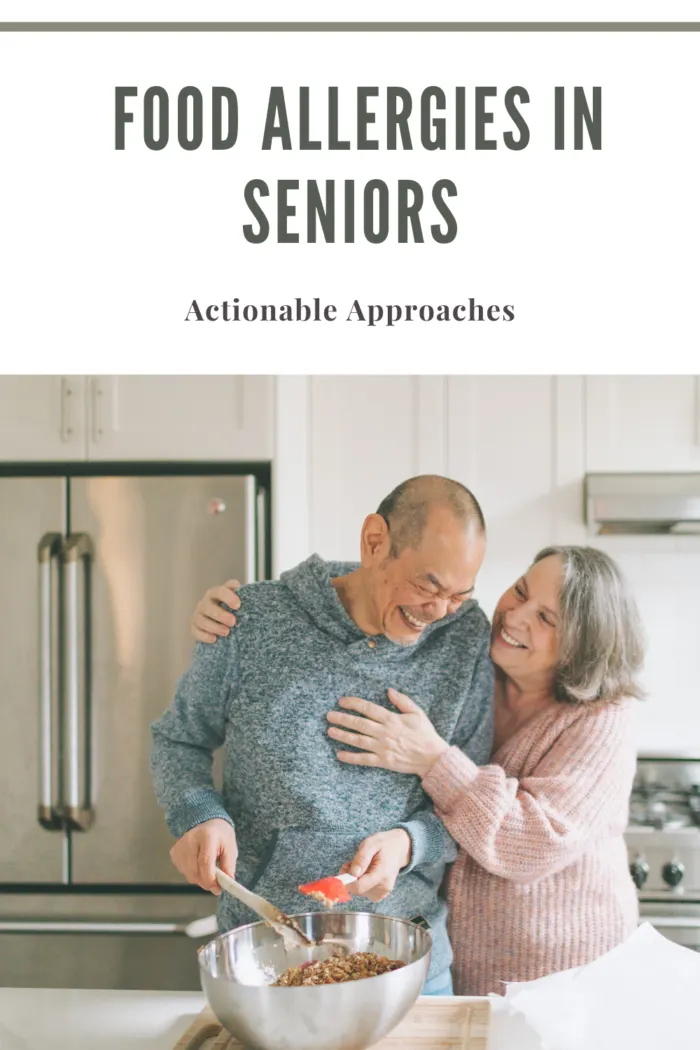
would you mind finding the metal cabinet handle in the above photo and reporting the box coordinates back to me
[61,533,94,831]
[90,377,104,444]
[37,534,63,831]
[60,377,75,443]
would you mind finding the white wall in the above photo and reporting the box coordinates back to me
[275,375,700,754]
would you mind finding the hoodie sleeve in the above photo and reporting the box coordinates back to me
[396,808,459,870]
[150,633,238,838]
[396,631,494,871]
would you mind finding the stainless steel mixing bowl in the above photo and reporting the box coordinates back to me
[198,911,432,1050]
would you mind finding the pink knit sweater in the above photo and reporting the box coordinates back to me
[422,699,639,995]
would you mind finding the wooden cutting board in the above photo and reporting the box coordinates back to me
[174,997,491,1050]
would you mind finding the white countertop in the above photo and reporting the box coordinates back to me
[0,987,544,1050]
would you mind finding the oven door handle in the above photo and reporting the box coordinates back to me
[643,916,700,929]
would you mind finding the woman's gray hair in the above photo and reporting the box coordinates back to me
[532,545,646,705]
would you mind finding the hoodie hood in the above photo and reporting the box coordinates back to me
[280,553,474,647]
[280,554,364,643]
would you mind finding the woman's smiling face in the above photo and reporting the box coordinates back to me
[491,555,563,681]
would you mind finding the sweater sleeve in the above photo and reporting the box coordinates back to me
[397,631,495,871]
[150,633,238,839]
[421,702,635,883]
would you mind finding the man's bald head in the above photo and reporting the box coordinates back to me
[376,475,486,557]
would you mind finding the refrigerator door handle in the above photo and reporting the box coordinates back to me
[61,533,94,832]
[256,484,268,582]
[243,475,257,584]
[37,533,63,831]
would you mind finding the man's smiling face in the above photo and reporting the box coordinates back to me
[365,505,486,645]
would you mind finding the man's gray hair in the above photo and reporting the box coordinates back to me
[533,545,646,706]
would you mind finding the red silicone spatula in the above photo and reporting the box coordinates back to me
[298,872,357,907]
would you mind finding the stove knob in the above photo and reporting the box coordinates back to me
[629,858,649,889]
[662,860,684,888]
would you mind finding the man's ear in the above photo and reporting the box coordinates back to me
[360,513,391,567]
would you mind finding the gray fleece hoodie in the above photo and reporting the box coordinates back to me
[150,554,494,981]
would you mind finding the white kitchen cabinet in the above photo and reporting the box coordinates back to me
[0,376,274,462]
[447,377,557,616]
[84,376,273,461]
[585,376,700,472]
[306,376,449,561]
[447,376,555,551]
[0,376,88,461]
[275,375,586,580]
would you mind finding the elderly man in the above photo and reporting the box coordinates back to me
[150,475,492,995]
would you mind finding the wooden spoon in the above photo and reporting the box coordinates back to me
[215,868,314,948]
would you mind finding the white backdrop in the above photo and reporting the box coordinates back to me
[0,25,698,374]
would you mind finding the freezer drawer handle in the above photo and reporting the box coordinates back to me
[37,533,63,831]
[60,533,95,832]
[0,920,186,935]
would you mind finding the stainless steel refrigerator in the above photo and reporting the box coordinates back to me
[0,469,269,989]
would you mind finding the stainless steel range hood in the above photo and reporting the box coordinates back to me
[585,473,700,535]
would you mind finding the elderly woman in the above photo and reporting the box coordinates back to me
[190,545,645,995]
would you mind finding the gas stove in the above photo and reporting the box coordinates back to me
[625,755,700,951]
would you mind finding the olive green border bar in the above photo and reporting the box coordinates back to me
[0,22,700,32]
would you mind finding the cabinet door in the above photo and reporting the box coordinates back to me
[308,377,447,560]
[85,376,274,461]
[0,376,87,461]
[585,376,700,472]
[447,377,561,619]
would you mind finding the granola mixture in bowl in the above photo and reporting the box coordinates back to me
[273,951,406,986]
